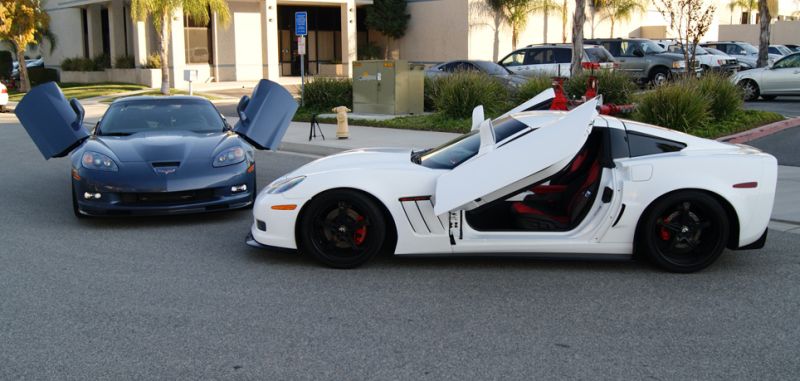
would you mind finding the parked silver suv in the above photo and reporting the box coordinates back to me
[585,38,700,85]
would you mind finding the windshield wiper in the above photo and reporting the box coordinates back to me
[101,132,133,137]
[410,148,431,164]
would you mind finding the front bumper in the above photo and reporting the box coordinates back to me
[248,192,306,250]
[72,163,255,216]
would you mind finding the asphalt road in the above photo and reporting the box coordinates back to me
[1,119,799,379]
[743,96,800,118]
[748,125,800,167]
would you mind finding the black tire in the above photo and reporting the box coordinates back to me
[298,189,386,269]
[739,80,760,101]
[71,186,86,219]
[649,67,670,86]
[638,191,729,273]
[761,95,777,101]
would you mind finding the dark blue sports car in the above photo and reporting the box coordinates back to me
[15,79,297,217]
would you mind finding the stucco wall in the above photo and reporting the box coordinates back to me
[40,8,84,69]
[719,21,800,45]
[232,2,264,81]
[392,0,470,63]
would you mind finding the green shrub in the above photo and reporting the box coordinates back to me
[303,77,353,110]
[513,74,552,104]
[431,71,509,119]
[93,53,111,70]
[61,57,99,71]
[424,76,438,112]
[115,55,135,69]
[632,82,711,133]
[28,67,59,86]
[144,53,161,69]
[357,43,382,60]
[691,73,742,120]
[565,70,637,104]
[0,51,12,79]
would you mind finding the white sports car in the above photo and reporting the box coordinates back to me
[247,91,777,273]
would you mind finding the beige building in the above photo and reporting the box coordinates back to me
[394,0,799,63]
[42,0,372,87]
[36,0,800,87]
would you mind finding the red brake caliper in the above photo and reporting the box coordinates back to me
[353,216,367,245]
[660,216,672,241]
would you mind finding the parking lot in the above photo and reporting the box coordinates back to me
[744,96,800,118]
[1,115,800,379]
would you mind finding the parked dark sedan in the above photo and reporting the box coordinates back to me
[14,79,297,217]
[425,60,528,89]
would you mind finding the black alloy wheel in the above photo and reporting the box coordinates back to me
[299,190,386,268]
[640,191,729,273]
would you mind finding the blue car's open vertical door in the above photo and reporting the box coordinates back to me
[14,82,90,159]
[233,79,299,150]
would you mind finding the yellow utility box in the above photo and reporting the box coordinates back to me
[352,60,424,115]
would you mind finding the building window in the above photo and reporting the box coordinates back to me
[741,11,750,24]
[184,15,212,64]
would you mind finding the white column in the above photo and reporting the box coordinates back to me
[169,8,187,88]
[107,0,127,63]
[85,5,103,57]
[261,0,280,79]
[341,0,357,77]
[132,20,148,66]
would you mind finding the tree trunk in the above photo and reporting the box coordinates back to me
[610,18,615,38]
[590,5,596,39]
[757,0,771,67]
[512,27,518,50]
[160,10,171,95]
[571,0,587,77]
[384,35,390,59]
[16,44,30,93]
[493,13,502,61]
[543,7,549,43]
[562,0,568,43]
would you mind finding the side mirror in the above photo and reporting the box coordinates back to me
[477,119,496,156]
[471,105,485,131]
[69,98,85,131]
[237,95,250,125]
[633,48,645,57]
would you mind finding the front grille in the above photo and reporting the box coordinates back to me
[152,161,181,167]
[119,189,215,205]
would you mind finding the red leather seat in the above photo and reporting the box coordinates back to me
[512,159,602,230]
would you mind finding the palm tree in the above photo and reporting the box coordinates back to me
[600,0,645,38]
[532,0,560,43]
[486,0,536,50]
[560,0,569,43]
[757,0,778,67]
[588,0,608,39]
[131,0,230,95]
[571,0,587,77]
[729,0,757,24]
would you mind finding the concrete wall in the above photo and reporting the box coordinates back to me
[232,2,264,80]
[719,21,800,45]
[40,7,84,69]
[392,0,470,63]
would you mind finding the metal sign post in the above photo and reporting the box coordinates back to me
[295,11,308,106]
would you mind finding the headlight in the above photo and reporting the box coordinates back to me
[213,146,246,167]
[672,61,685,69]
[81,151,118,171]
[265,176,305,194]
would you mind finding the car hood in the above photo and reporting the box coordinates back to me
[91,130,238,163]
[287,147,422,177]
[654,52,685,61]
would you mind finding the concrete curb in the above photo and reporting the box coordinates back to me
[717,117,800,144]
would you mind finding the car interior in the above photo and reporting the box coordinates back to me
[465,129,607,232]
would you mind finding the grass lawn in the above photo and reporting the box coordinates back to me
[9,83,147,102]
[294,107,783,139]
[101,89,222,103]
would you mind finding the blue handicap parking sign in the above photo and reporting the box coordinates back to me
[295,12,307,36]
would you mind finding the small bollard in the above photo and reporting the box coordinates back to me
[332,105,351,139]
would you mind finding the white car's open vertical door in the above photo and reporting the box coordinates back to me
[432,99,599,216]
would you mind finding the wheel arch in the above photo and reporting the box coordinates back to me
[294,187,399,255]
[648,64,671,78]
[634,188,741,253]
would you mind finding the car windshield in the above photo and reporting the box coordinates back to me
[774,45,792,55]
[415,116,529,169]
[641,40,666,54]
[704,47,726,56]
[475,61,513,75]
[740,43,758,54]
[669,45,708,55]
[585,47,614,62]
[99,99,225,136]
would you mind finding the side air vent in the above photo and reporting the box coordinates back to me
[399,196,446,235]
